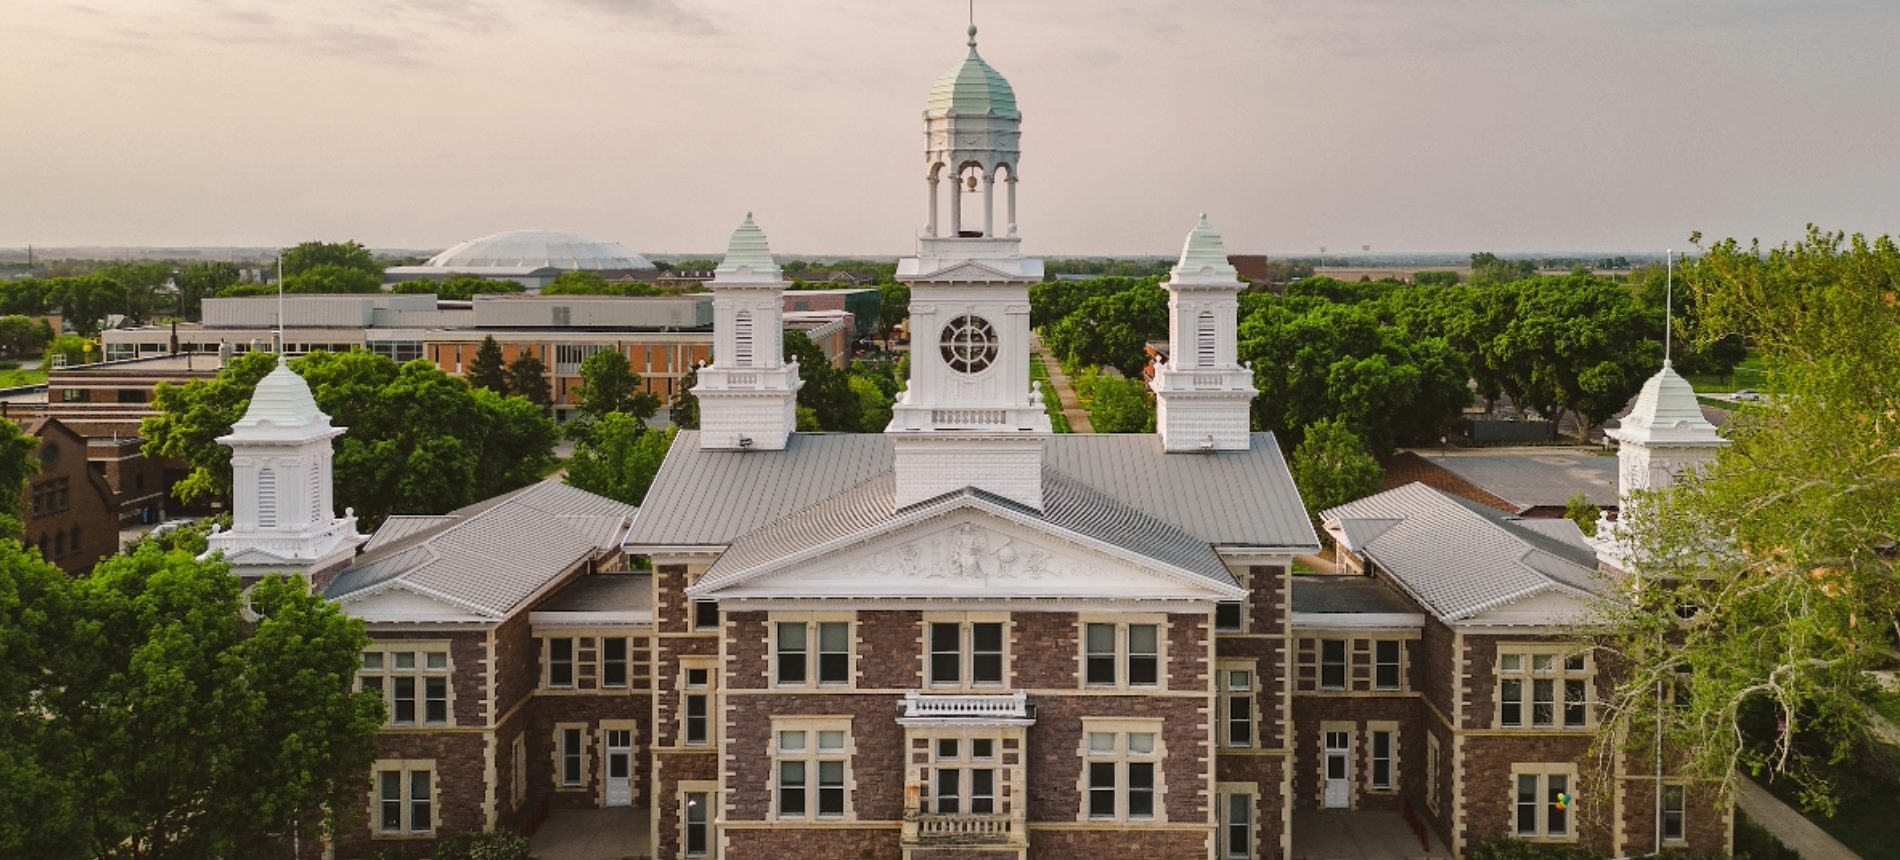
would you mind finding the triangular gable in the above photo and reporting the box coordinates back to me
[692,500,1243,602]
[913,260,1022,282]
[1458,587,1603,627]
[340,584,492,623]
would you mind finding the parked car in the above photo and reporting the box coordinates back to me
[1733,389,1764,402]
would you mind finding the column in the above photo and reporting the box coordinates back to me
[982,173,995,238]
[950,173,964,236]
[927,175,940,237]
[1006,177,1018,237]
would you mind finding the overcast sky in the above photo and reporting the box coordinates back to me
[3,0,1896,256]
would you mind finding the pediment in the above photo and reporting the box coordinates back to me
[339,585,490,623]
[914,260,1024,283]
[1461,588,1601,626]
[696,508,1239,602]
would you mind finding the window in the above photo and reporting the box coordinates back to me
[256,468,277,529]
[773,720,851,820]
[1426,734,1441,813]
[1197,310,1218,367]
[1215,601,1244,632]
[359,646,451,726]
[926,616,1007,688]
[1081,619,1164,689]
[928,737,999,815]
[1320,639,1347,690]
[1662,785,1686,843]
[774,617,852,687]
[684,790,712,856]
[602,637,628,688]
[1374,640,1401,690]
[372,762,434,836]
[1498,647,1592,729]
[1220,790,1254,859]
[560,727,584,787]
[1221,666,1254,748]
[693,600,720,631]
[1512,765,1578,841]
[511,735,527,807]
[546,637,574,689]
[939,315,998,374]
[734,311,754,366]
[1370,728,1394,791]
[683,666,711,746]
[1081,721,1164,822]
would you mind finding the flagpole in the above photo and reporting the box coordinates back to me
[1663,249,1673,366]
[276,253,286,362]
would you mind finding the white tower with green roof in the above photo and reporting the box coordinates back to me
[694,214,803,451]
[1605,362,1728,522]
[889,25,1051,511]
[1151,216,1258,452]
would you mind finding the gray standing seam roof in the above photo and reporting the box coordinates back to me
[1419,452,1619,509]
[629,431,1317,552]
[325,481,637,617]
[696,469,1236,592]
[1321,482,1609,622]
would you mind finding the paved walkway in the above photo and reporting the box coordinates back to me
[530,807,650,860]
[1735,777,1860,860]
[1293,808,1449,860]
[1031,334,1092,433]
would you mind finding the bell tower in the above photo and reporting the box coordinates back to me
[889,25,1050,511]
[1151,216,1256,452]
[693,214,803,451]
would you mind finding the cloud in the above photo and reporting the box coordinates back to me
[559,0,721,36]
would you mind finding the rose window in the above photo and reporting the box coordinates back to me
[939,315,998,374]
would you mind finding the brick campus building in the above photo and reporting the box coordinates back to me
[197,25,1730,860]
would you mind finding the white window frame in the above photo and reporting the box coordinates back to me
[926,736,1002,816]
[1219,660,1255,749]
[510,734,527,808]
[1218,784,1258,860]
[1426,733,1441,814]
[369,759,436,838]
[770,613,855,688]
[1078,616,1167,690]
[1510,763,1580,842]
[554,722,589,790]
[544,636,576,690]
[681,781,717,858]
[600,636,629,688]
[1497,645,1594,730]
[923,612,1010,690]
[1661,783,1687,844]
[770,717,854,822]
[1373,639,1403,691]
[1319,638,1347,691]
[1367,721,1399,793]
[1077,718,1166,823]
[680,659,716,748]
[359,642,452,727]
[1216,569,1252,633]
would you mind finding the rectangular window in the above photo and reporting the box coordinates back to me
[547,638,574,689]
[1564,679,1587,726]
[929,617,1008,688]
[379,770,402,833]
[778,760,806,817]
[602,638,628,688]
[1426,734,1441,813]
[392,676,417,724]
[817,622,850,685]
[934,767,960,814]
[1501,679,1524,727]
[423,677,447,725]
[1517,774,1539,836]
[1371,730,1393,790]
[971,622,1004,685]
[1082,723,1163,822]
[1216,601,1244,632]
[373,763,434,836]
[775,622,807,685]
[685,695,709,745]
[1087,761,1117,818]
[1320,639,1347,690]
[773,722,851,821]
[929,622,961,685]
[1085,623,1117,685]
[409,771,431,834]
[1127,625,1159,686]
[1127,761,1156,819]
[1223,792,1254,859]
[360,647,450,727]
[1512,766,1579,840]
[561,728,583,786]
[1662,785,1685,842]
[683,664,712,745]
[1499,648,1592,729]
[511,736,527,807]
[971,768,995,814]
[1083,619,1165,689]
[1223,668,1254,748]
[1374,640,1401,690]
[685,791,710,856]
[693,600,720,631]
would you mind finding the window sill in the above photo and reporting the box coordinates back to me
[1515,835,1578,844]
[371,831,436,840]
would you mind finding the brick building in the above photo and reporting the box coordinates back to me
[190,25,1728,860]
[21,417,120,573]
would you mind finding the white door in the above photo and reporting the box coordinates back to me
[605,729,633,807]
[1323,731,1351,809]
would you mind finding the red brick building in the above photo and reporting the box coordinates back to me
[21,417,120,573]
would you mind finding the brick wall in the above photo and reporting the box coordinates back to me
[858,609,923,688]
[333,732,486,859]
[723,826,902,859]
[1460,734,1608,855]
[1027,829,1206,860]
[1024,695,1210,824]
[1011,611,1078,688]
[723,693,909,822]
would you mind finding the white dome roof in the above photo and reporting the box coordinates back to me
[424,229,655,272]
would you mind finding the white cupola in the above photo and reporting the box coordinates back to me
[1605,361,1728,521]
[693,214,803,451]
[1151,215,1257,452]
[204,358,364,581]
[889,26,1049,511]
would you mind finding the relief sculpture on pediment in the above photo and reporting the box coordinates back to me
[848,523,1083,584]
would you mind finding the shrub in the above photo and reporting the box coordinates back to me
[1733,810,1801,860]
[432,830,534,860]
[1467,840,1603,860]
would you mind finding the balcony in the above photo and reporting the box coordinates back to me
[898,690,1035,726]
[909,812,1018,847]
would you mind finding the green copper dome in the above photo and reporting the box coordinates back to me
[924,26,1019,120]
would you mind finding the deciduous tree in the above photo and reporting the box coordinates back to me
[565,417,674,506]
[574,348,660,422]
[281,240,379,277]
[1290,417,1383,520]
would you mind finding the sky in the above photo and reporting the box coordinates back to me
[2,0,1897,256]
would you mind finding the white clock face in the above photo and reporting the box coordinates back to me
[939,315,998,374]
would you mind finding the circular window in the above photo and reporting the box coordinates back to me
[939,315,998,374]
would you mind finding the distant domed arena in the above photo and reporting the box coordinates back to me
[385,229,656,290]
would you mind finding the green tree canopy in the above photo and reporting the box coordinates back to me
[669,364,700,429]
[564,417,675,506]
[1289,417,1383,521]
[282,263,382,295]
[467,335,507,394]
[785,330,860,431]
[877,282,910,343]
[506,352,552,415]
[0,314,50,358]
[175,261,240,320]
[1044,282,1170,377]
[0,418,38,538]
[541,271,663,297]
[0,545,383,858]
[1082,373,1154,433]
[142,351,557,528]
[574,348,661,422]
[392,275,524,301]
[281,240,379,277]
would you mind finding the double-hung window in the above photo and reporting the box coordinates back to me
[558,726,585,787]
[1082,619,1163,689]
[372,761,434,836]
[1374,640,1402,690]
[683,790,712,856]
[546,637,575,689]
[683,665,712,746]
[1512,765,1578,841]
[1221,665,1254,748]
[1320,639,1347,690]
[1662,785,1686,843]
[774,617,852,687]
[928,737,999,815]
[1498,647,1592,729]
[926,616,1007,688]
[773,720,850,820]
[602,637,628,688]
[360,646,451,726]
[1219,789,1255,859]
[1082,721,1163,822]
[1368,725,1397,791]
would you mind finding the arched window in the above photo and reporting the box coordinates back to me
[308,461,323,522]
[1196,310,1218,367]
[734,311,754,367]
[257,467,278,529]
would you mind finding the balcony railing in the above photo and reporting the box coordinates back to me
[899,690,1033,724]
[912,813,1016,846]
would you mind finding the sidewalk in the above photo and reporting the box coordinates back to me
[1734,777,1859,860]
[1031,334,1091,433]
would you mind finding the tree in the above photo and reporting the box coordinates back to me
[784,330,860,431]
[142,351,558,528]
[506,352,553,415]
[670,365,700,429]
[1043,282,1170,377]
[0,419,38,538]
[848,374,893,432]
[1598,227,1900,811]
[565,417,675,506]
[280,240,379,277]
[174,262,239,320]
[1468,251,1538,286]
[1289,417,1383,520]
[467,335,507,393]
[574,349,660,422]
[0,314,50,357]
[877,282,910,344]
[42,275,126,335]
[542,271,662,297]
[282,263,381,295]
[1563,492,1599,537]
[392,275,524,301]
[1083,374,1154,433]
[42,333,98,368]
[0,544,383,858]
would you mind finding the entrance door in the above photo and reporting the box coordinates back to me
[1323,731,1351,809]
[604,729,633,807]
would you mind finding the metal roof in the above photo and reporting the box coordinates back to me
[696,469,1235,591]
[537,572,653,614]
[226,360,333,440]
[628,431,1317,552]
[1321,482,1609,622]
[1172,215,1241,282]
[1607,361,1729,447]
[1290,576,1419,615]
[1418,449,1620,509]
[325,481,636,618]
[424,229,654,272]
[925,28,1019,120]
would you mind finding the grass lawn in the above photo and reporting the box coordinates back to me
[0,367,47,388]
[1684,354,1771,393]
[1029,355,1071,433]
